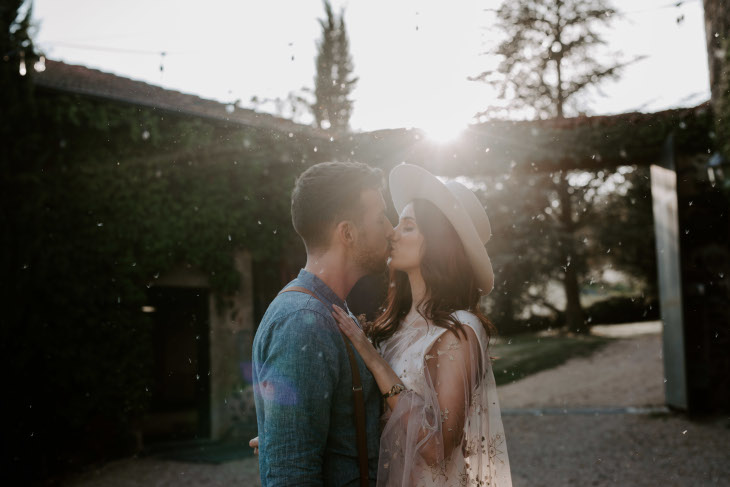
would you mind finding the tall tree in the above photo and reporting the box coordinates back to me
[313,0,358,132]
[472,0,629,333]
[472,0,627,120]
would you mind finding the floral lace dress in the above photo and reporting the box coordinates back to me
[376,310,512,486]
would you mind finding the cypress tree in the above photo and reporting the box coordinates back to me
[313,0,358,133]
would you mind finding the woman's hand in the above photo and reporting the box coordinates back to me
[249,436,259,455]
[333,304,408,411]
[331,304,380,366]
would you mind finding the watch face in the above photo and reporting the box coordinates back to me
[384,383,405,398]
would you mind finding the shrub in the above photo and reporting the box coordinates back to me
[584,296,659,325]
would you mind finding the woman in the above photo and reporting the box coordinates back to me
[332,164,512,486]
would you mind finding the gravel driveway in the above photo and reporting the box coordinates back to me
[499,330,665,409]
[65,325,730,486]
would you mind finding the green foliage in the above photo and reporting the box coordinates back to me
[313,0,358,132]
[584,295,659,325]
[3,87,318,479]
[476,171,561,327]
[588,165,658,294]
[0,1,37,94]
[469,162,660,336]
[475,168,607,331]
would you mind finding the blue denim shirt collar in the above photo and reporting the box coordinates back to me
[293,269,348,311]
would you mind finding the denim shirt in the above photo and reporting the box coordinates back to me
[253,270,380,486]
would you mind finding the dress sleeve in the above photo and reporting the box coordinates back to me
[377,325,481,485]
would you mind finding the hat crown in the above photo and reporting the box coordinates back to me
[389,164,494,294]
[445,182,491,245]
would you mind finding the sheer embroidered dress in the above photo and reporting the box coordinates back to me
[376,310,512,486]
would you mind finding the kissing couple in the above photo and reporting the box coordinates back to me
[250,162,513,486]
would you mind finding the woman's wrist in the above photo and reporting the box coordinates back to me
[369,357,404,395]
[359,343,381,367]
[369,354,391,376]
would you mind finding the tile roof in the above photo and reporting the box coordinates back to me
[34,60,328,139]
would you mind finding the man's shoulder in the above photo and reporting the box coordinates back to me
[261,288,332,325]
[255,290,339,348]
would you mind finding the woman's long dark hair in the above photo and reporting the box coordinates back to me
[368,198,495,348]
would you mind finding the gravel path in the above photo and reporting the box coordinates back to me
[65,457,261,487]
[498,332,665,409]
[504,413,730,486]
[65,325,730,486]
[67,413,730,487]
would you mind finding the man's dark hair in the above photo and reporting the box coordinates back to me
[291,161,384,252]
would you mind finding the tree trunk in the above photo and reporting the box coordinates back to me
[555,4,565,120]
[556,55,564,119]
[563,257,585,334]
[703,0,730,156]
[556,175,586,333]
[703,0,730,106]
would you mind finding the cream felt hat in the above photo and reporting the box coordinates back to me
[389,164,494,294]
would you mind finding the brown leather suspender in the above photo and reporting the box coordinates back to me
[278,286,370,487]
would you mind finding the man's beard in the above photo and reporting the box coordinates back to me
[354,241,388,275]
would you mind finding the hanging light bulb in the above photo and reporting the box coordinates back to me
[19,50,27,76]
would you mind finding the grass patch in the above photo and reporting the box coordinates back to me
[490,333,612,386]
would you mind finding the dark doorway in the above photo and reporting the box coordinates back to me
[143,287,211,441]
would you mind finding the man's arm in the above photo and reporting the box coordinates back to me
[255,309,341,486]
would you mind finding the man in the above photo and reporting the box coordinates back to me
[252,161,393,486]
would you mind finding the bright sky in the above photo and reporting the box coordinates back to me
[32,0,709,136]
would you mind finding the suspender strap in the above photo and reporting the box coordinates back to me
[278,286,369,487]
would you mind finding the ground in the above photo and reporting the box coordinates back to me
[64,322,730,486]
[498,326,664,409]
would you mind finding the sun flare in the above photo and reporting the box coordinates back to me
[422,118,466,144]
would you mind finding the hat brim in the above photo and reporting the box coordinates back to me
[389,164,494,294]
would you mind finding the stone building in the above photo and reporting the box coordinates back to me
[34,60,328,442]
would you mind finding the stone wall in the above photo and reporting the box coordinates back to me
[210,250,257,440]
[153,251,257,440]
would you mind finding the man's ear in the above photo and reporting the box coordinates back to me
[335,220,356,247]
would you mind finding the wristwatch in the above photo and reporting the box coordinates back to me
[382,383,406,399]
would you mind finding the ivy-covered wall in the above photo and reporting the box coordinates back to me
[4,87,328,479]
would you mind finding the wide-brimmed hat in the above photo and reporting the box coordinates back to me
[389,164,494,294]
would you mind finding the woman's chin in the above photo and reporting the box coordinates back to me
[387,258,407,272]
